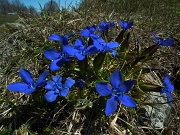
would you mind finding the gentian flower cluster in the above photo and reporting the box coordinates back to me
[44,48,73,70]
[63,39,98,60]
[44,33,76,70]
[6,19,175,117]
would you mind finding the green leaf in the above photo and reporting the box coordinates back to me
[115,30,125,44]
[78,57,89,74]
[141,45,158,57]
[120,32,130,51]
[138,82,162,92]
[132,45,158,66]
[64,61,75,69]
[93,52,106,72]
[32,89,47,108]
[88,37,93,46]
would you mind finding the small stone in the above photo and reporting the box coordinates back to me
[138,92,171,129]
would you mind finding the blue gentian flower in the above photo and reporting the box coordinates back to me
[119,20,133,31]
[48,33,75,46]
[63,39,99,60]
[81,25,99,40]
[44,75,75,102]
[93,38,119,58]
[150,32,174,46]
[98,21,115,35]
[7,68,49,94]
[44,48,73,70]
[160,74,174,106]
[96,70,136,116]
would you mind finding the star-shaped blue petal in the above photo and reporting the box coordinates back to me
[96,70,136,116]
[44,75,75,103]
[7,68,49,94]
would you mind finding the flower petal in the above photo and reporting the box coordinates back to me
[93,38,105,51]
[111,50,117,58]
[44,49,61,60]
[44,80,56,91]
[7,82,29,92]
[89,26,96,33]
[44,91,58,103]
[63,77,75,88]
[96,82,112,96]
[74,39,85,49]
[118,80,135,93]
[86,45,99,55]
[52,75,62,88]
[164,74,174,92]
[23,88,36,94]
[63,45,78,56]
[90,34,99,40]
[60,36,69,45]
[105,96,118,116]
[119,20,133,30]
[166,92,173,107]
[64,32,75,39]
[7,82,35,94]
[161,39,174,46]
[98,21,115,33]
[107,41,119,49]
[75,53,84,60]
[50,58,64,71]
[52,75,62,83]
[110,70,122,89]
[60,88,70,97]
[48,34,62,41]
[152,32,158,40]
[81,29,90,37]
[36,70,49,87]
[119,20,123,28]
[19,68,34,84]
[118,95,136,107]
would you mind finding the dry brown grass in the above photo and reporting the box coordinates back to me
[0,0,180,134]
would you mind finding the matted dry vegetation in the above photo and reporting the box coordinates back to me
[0,0,180,134]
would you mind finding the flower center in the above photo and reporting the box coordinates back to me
[29,82,36,90]
[80,49,86,56]
[61,52,69,58]
[54,83,62,94]
[112,88,123,96]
